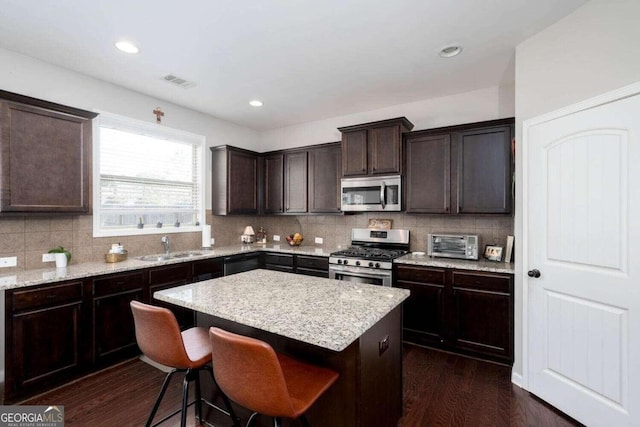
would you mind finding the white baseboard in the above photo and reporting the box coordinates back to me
[511,371,524,388]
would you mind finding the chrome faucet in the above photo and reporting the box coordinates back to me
[161,235,170,255]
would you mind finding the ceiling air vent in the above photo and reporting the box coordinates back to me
[162,74,196,89]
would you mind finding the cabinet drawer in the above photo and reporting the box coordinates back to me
[193,258,223,278]
[452,271,511,293]
[263,253,294,266]
[296,255,328,271]
[148,263,191,285]
[396,266,446,284]
[93,272,145,297]
[12,281,83,311]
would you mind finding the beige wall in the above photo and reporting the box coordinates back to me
[259,85,515,151]
[513,0,640,381]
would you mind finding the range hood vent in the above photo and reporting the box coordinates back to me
[162,74,196,89]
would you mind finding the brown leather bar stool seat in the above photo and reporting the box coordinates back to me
[209,327,339,427]
[130,301,240,427]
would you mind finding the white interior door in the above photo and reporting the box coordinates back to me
[525,85,640,426]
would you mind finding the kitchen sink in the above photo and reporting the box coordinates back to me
[136,251,207,262]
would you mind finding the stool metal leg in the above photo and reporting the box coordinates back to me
[246,412,260,427]
[299,414,311,427]
[273,417,282,427]
[203,365,241,427]
[181,372,190,427]
[194,369,203,423]
[146,369,178,427]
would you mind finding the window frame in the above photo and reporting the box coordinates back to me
[93,112,206,238]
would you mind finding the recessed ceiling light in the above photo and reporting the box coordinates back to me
[249,100,263,107]
[439,45,462,58]
[115,40,139,54]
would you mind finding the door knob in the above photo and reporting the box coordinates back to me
[528,269,541,278]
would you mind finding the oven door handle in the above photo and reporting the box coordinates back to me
[330,266,391,279]
[380,181,386,209]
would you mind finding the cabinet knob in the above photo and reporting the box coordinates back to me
[527,269,541,278]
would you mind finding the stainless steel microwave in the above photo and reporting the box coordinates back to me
[428,234,479,260]
[340,175,401,212]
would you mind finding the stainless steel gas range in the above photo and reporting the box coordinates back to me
[329,228,409,287]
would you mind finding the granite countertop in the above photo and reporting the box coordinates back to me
[0,244,339,291]
[395,253,515,274]
[0,244,515,291]
[154,269,410,352]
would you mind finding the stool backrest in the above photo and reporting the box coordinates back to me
[130,300,191,368]
[209,327,296,418]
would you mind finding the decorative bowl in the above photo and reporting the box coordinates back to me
[105,250,128,263]
[286,235,303,246]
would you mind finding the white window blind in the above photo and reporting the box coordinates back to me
[94,113,205,237]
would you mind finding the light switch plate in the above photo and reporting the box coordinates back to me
[315,237,323,244]
[42,253,56,262]
[210,238,215,245]
[273,235,280,241]
[0,256,17,267]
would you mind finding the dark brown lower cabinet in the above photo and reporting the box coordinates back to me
[261,252,329,277]
[395,266,446,346]
[149,263,194,330]
[92,271,145,366]
[451,271,512,360]
[4,280,91,402]
[395,265,513,364]
[295,255,329,278]
[262,252,294,273]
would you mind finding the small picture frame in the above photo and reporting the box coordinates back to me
[368,218,393,229]
[484,245,503,262]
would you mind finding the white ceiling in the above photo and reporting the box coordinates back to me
[0,0,585,130]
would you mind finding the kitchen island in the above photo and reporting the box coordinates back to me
[154,269,410,427]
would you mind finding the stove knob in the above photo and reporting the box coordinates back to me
[343,259,348,265]
[368,262,374,267]
[355,261,361,266]
[375,262,380,268]
[337,259,342,264]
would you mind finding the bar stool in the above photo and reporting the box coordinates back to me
[130,301,241,427]
[208,327,339,427]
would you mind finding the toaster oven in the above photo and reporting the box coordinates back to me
[428,234,479,260]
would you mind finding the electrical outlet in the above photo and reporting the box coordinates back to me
[0,256,17,268]
[210,238,215,245]
[315,237,323,244]
[0,275,17,286]
[42,253,56,262]
[378,335,390,355]
[273,235,280,242]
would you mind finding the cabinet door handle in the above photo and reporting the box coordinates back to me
[46,294,56,299]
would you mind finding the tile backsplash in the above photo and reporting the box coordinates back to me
[0,211,513,272]
[211,212,513,254]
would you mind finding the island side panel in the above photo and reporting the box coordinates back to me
[358,305,404,427]
[196,312,358,427]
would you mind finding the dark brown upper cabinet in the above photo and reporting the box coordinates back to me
[284,150,308,213]
[405,134,451,213]
[404,118,514,214]
[264,153,284,214]
[308,142,341,213]
[456,125,513,214]
[262,142,340,215]
[211,145,260,215]
[339,117,414,177]
[0,90,97,214]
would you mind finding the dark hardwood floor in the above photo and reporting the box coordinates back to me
[20,344,581,426]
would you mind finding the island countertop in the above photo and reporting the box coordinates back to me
[154,269,410,352]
